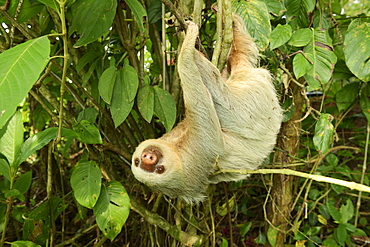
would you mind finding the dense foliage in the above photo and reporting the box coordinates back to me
[0,0,369,246]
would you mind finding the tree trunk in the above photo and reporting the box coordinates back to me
[268,82,304,246]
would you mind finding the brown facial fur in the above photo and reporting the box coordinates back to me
[139,146,163,173]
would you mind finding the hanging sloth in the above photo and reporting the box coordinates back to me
[131,15,282,204]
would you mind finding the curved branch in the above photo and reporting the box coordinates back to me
[130,197,204,246]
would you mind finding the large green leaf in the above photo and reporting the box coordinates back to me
[270,24,292,50]
[148,0,162,24]
[336,82,360,112]
[264,0,286,17]
[303,29,337,89]
[0,36,50,128]
[71,160,102,209]
[14,127,58,170]
[153,86,176,132]
[289,28,312,47]
[122,60,139,102]
[77,107,99,123]
[7,0,44,23]
[313,113,334,154]
[73,120,103,144]
[0,111,23,166]
[36,0,59,11]
[70,0,118,47]
[98,59,117,104]
[286,0,315,27]
[232,0,271,50]
[137,85,155,122]
[94,181,130,241]
[125,0,147,32]
[293,52,313,79]
[110,64,138,127]
[343,21,370,82]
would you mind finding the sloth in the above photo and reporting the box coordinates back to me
[131,15,282,203]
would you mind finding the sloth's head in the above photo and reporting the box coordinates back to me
[131,140,184,188]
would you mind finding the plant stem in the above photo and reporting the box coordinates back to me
[0,178,14,247]
[56,0,69,144]
[355,123,369,226]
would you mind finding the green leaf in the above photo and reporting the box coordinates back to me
[14,0,44,23]
[36,0,59,11]
[220,238,228,247]
[325,153,338,167]
[339,199,354,224]
[254,232,267,244]
[264,0,286,17]
[270,24,292,50]
[94,181,130,241]
[239,222,252,237]
[14,171,32,194]
[319,204,331,220]
[232,0,271,50]
[77,107,99,123]
[336,82,360,112]
[137,85,155,122]
[98,59,117,104]
[0,36,50,128]
[216,196,235,217]
[76,50,102,73]
[0,111,23,166]
[289,28,312,47]
[153,87,176,132]
[110,66,138,127]
[122,61,139,102]
[148,0,162,24]
[0,159,10,181]
[70,0,118,47]
[14,127,58,170]
[327,203,341,222]
[9,241,41,247]
[71,160,102,209]
[313,113,334,154]
[4,189,22,199]
[360,92,370,122]
[293,52,313,79]
[33,104,51,130]
[334,224,347,246]
[343,21,370,82]
[286,0,315,27]
[303,29,337,89]
[267,225,278,246]
[23,196,67,244]
[125,0,147,32]
[73,120,103,144]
